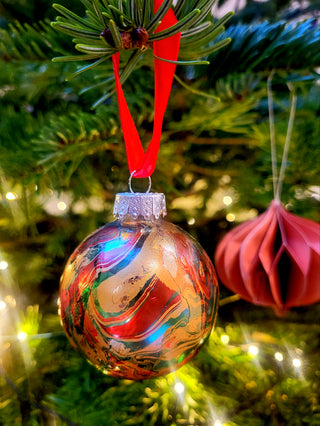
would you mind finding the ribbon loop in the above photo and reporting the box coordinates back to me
[112,0,181,178]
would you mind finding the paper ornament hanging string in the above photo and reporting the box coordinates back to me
[215,73,320,315]
[112,0,181,178]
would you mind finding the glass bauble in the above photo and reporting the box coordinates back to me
[59,193,219,380]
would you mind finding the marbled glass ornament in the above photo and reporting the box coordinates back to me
[59,194,218,380]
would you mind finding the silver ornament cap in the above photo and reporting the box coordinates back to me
[113,192,167,220]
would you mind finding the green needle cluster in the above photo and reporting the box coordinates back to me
[51,0,233,105]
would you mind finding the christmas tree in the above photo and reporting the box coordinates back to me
[0,0,320,424]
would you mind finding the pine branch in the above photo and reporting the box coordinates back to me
[198,19,320,83]
[32,106,122,171]
[170,89,261,136]
[50,0,232,105]
[0,56,154,184]
[0,19,73,61]
[0,364,77,426]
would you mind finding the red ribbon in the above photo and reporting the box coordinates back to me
[112,0,181,178]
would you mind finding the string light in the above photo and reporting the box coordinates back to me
[5,192,17,201]
[0,300,6,310]
[221,334,230,344]
[223,196,233,206]
[187,218,195,225]
[292,358,302,368]
[275,352,284,362]
[0,260,8,270]
[43,192,72,215]
[249,208,258,218]
[226,213,235,222]
[214,421,223,426]
[57,201,67,211]
[17,331,28,341]
[174,382,185,394]
[248,345,259,356]
[219,175,231,185]
[4,295,16,307]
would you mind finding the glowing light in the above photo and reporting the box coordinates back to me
[188,218,195,225]
[174,382,185,394]
[223,196,233,206]
[4,295,16,307]
[184,173,193,184]
[275,352,284,362]
[248,345,259,356]
[220,175,231,184]
[0,300,6,310]
[221,334,230,344]
[249,208,258,218]
[5,192,17,201]
[226,213,235,222]
[17,331,27,341]
[292,358,302,368]
[0,261,8,270]
[57,201,67,211]
[214,421,223,426]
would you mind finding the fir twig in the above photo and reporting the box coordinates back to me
[0,364,77,426]
[50,0,232,106]
[174,73,220,100]
[201,20,320,83]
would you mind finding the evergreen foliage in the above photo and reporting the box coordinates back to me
[0,1,320,425]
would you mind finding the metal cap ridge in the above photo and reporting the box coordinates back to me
[113,192,167,221]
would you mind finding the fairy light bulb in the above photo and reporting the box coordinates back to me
[174,382,185,394]
[43,192,71,216]
[5,295,16,307]
[226,213,235,222]
[0,261,8,270]
[223,196,233,206]
[57,201,67,211]
[292,358,302,368]
[5,192,17,201]
[275,352,284,362]
[221,334,229,344]
[17,331,28,341]
[0,300,6,310]
[248,345,259,356]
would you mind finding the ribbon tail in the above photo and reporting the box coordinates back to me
[112,0,181,178]
[134,4,181,178]
[112,53,145,173]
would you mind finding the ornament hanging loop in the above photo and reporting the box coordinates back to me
[128,170,152,194]
[267,71,297,202]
